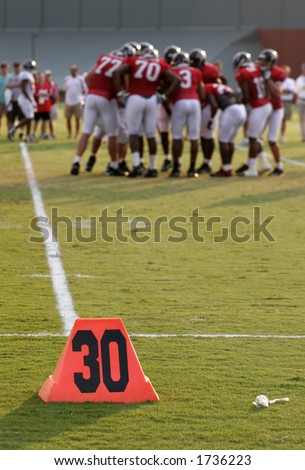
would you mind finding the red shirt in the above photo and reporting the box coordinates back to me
[270,65,286,110]
[170,66,202,103]
[235,64,270,108]
[127,56,170,96]
[88,53,126,100]
[202,63,220,84]
[34,82,52,113]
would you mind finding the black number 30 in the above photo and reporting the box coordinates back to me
[72,329,129,393]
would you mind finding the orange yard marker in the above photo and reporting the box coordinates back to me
[38,318,159,403]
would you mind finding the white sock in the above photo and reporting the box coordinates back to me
[223,164,231,171]
[276,162,283,170]
[110,161,118,169]
[204,159,211,167]
[258,152,269,166]
[248,158,257,169]
[132,152,141,167]
[149,155,157,170]
[165,154,171,161]
[74,156,81,163]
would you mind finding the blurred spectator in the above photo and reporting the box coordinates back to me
[8,59,37,142]
[33,72,52,139]
[5,62,24,136]
[63,64,87,138]
[0,61,9,135]
[295,62,305,141]
[45,69,59,139]
[214,59,228,84]
[280,64,296,141]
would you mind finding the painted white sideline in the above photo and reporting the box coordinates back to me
[20,143,78,335]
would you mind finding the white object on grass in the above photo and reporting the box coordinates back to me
[253,395,289,408]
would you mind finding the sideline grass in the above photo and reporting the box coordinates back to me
[1,107,305,450]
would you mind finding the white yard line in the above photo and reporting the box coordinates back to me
[1,332,305,339]
[20,142,78,335]
[282,157,305,167]
[18,273,99,278]
[236,145,305,168]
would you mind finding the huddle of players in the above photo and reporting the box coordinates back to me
[70,41,285,178]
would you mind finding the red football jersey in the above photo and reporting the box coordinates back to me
[270,65,286,110]
[235,64,270,108]
[34,82,52,113]
[88,53,126,100]
[170,66,202,103]
[127,56,170,96]
[205,83,237,109]
[202,63,220,84]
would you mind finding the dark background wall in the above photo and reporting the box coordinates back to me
[1,0,305,87]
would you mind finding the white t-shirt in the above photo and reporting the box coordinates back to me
[64,75,87,106]
[19,70,35,100]
[295,74,305,100]
[281,77,295,102]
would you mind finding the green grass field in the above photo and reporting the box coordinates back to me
[1,106,305,450]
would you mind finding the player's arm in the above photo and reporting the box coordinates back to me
[197,81,206,104]
[84,66,96,87]
[112,63,131,96]
[239,81,249,105]
[263,71,281,97]
[162,69,181,99]
[206,93,218,129]
[20,79,31,101]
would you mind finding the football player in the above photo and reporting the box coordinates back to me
[204,83,247,177]
[233,51,272,177]
[70,50,127,176]
[169,51,205,177]
[189,48,221,175]
[158,44,182,172]
[256,48,286,176]
[113,47,181,177]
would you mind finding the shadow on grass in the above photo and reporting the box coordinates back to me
[0,393,153,450]
[207,185,305,209]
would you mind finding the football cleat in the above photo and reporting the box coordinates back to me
[8,127,15,141]
[269,167,284,176]
[235,163,249,174]
[70,162,80,175]
[85,155,96,172]
[128,164,144,178]
[160,159,172,172]
[169,166,180,177]
[187,168,198,178]
[195,162,211,174]
[118,160,130,175]
[238,167,259,177]
[210,168,232,177]
[145,168,158,178]
[258,163,272,175]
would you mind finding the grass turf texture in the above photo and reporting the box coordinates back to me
[0,106,305,450]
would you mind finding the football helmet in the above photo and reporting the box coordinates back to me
[23,59,37,71]
[142,47,159,59]
[257,48,278,69]
[172,51,190,66]
[189,48,207,69]
[118,44,137,57]
[163,45,182,65]
[126,41,141,56]
[232,51,252,70]
[139,42,155,55]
